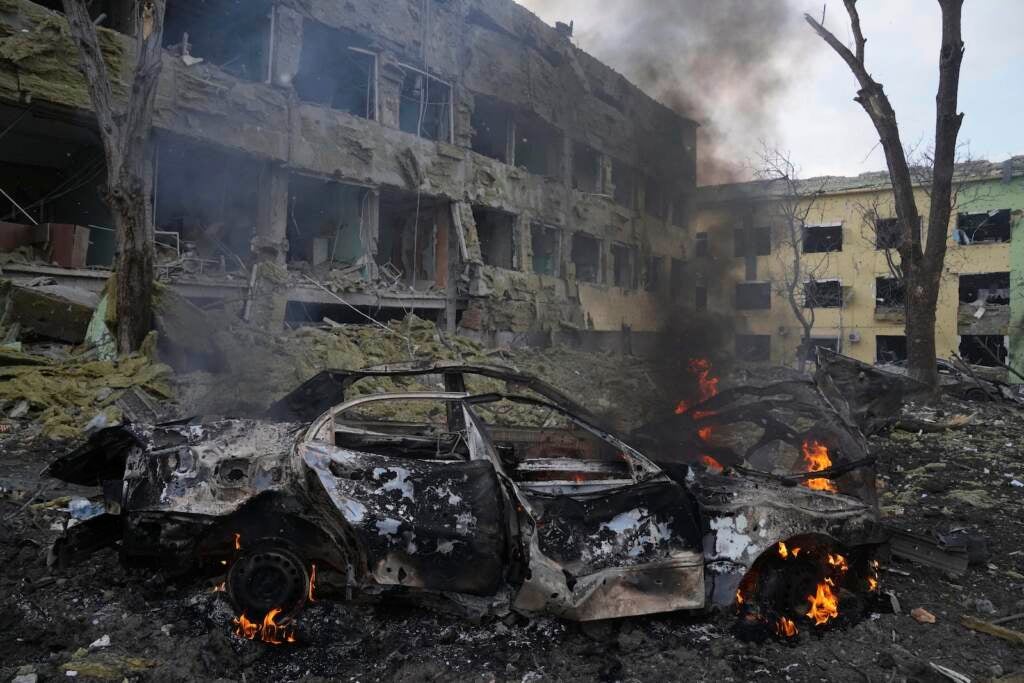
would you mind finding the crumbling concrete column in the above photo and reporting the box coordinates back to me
[270,6,303,88]
[253,163,289,264]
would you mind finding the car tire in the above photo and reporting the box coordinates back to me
[964,388,991,402]
[227,544,310,621]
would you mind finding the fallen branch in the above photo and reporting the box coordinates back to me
[961,615,1024,646]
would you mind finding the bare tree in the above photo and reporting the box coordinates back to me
[62,0,167,352]
[754,147,830,373]
[806,0,965,388]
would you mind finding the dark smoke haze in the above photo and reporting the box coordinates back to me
[522,0,813,184]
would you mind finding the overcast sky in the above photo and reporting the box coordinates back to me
[518,0,1024,182]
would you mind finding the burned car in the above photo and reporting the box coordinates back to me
[48,363,884,639]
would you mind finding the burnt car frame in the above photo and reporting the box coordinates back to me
[48,363,884,628]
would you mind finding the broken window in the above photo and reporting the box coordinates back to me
[735,282,771,310]
[874,217,902,250]
[572,142,601,192]
[612,160,636,208]
[645,256,663,292]
[803,223,843,253]
[695,283,708,312]
[802,337,840,362]
[0,104,114,265]
[671,195,689,229]
[514,115,563,177]
[610,243,636,289]
[695,232,709,258]
[670,258,685,294]
[955,209,1012,244]
[571,233,602,284]
[875,277,905,308]
[377,189,450,288]
[876,335,907,364]
[471,96,511,163]
[735,335,770,362]
[644,177,668,219]
[530,224,560,276]
[155,136,261,269]
[294,21,376,119]
[163,0,272,82]
[733,227,771,257]
[959,272,1010,305]
[399,67,452,143]
[287,174,372,268]
[473,207,516,270]
[804,280,842,309]
[959,335,1008,367]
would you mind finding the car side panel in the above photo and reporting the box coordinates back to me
[301,441,508,595]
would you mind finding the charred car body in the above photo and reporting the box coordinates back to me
[48,362,884,631]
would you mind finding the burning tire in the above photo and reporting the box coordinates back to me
[227,544,310,624]
[735,535,877,640]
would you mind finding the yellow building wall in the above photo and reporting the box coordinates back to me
[693,181,1013,366]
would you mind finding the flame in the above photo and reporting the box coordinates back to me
[689,358,720,402]
[308,564,317,603]
[701,455,724,473]
[776,617,799,638]
[211,581,226,593]
[867,576,879,591]
[801,439,838,492]
[827,553,849,573]
[778,541,789,559]
[674,358,720,416]
[234,533,241,551]
[233,609,297,645]
[697,426,714,442]
[805,581,840,626]
[735,588,744,605]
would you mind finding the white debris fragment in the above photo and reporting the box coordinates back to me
[375,518,401,536]
[709,515,753,560]
[89,634,111,649]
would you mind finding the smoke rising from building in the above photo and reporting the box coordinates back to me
[522,0,813,184]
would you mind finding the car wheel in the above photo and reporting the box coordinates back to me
[964,388,990,402]
[227,545,309,621]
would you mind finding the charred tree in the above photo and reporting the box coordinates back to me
[805,0,965,388]
[62,0,167,353]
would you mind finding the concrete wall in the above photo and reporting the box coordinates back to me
[0,0,697,337]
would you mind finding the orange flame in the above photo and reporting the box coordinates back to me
[776,616,799,638]
[674,358,720,416]
[308,563,317,603]
[701,455,723,473]
[234,533,241,551]
[778,541,789,559]
[233,609,297,645]
[735,588,744,605]
[806,581,840,626]
[801,439,838,492]
[827,553,849,573]
[867,576,879,591]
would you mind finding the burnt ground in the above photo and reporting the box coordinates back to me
[2,399,1024,683]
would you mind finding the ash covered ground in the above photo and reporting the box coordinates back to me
[2,322,1024,682]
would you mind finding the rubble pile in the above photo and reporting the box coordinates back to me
[0,349,172,441]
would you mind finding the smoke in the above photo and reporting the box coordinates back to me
[522,0,814,184]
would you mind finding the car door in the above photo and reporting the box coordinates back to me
[299,393,513,596]
[462,396,706,621]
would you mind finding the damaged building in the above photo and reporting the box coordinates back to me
[0,0,695,351]
[693,157,1024,380]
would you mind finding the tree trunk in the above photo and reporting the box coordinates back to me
[110,183,154,352]
[63,0,165,353]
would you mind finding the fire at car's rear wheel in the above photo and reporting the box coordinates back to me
[227,546,309,620]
